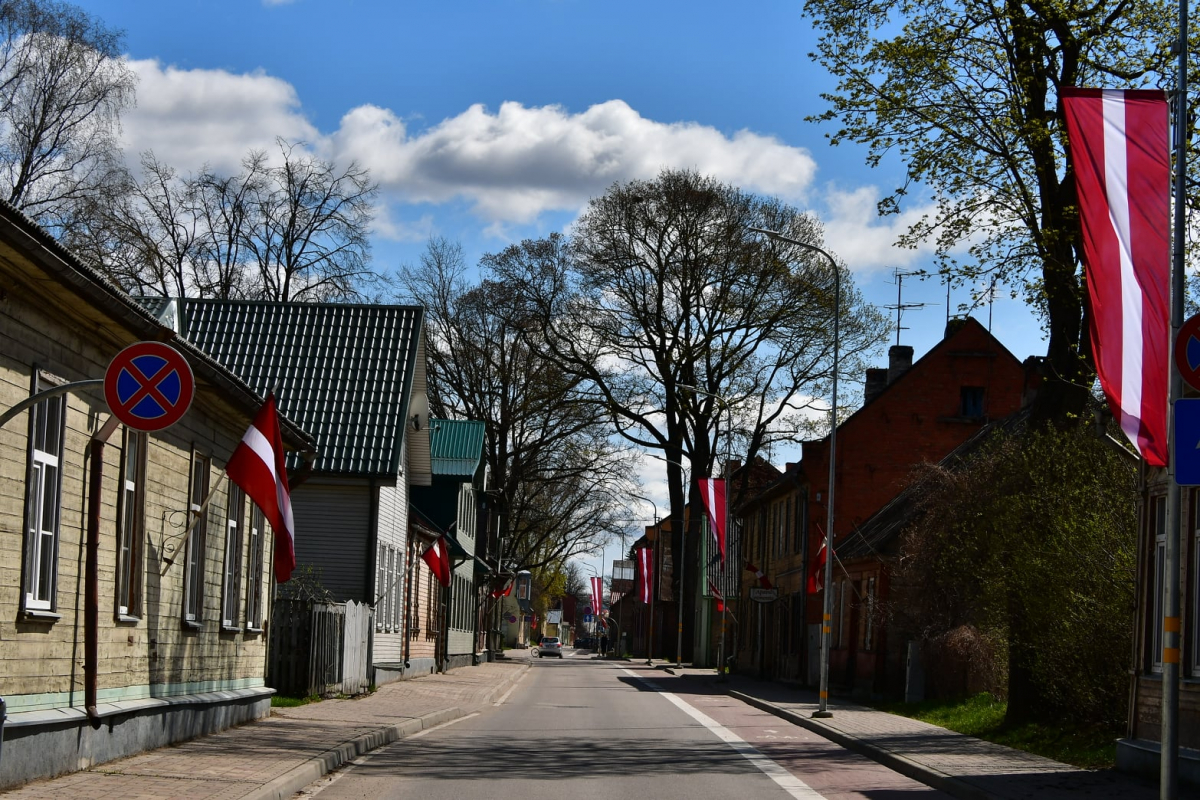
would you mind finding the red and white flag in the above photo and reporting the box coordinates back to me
[226,395,296,583]
[637,546,653,604]
[421,536,451,588]
[707,578,725,612]
[490,579,513,599]
[745,561,772,590]
[1061,88,1169,466]
[698,478,727,563]
[590,576,604,616]
[807,540,831,595]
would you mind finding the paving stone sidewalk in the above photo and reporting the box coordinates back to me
[1,659,529,800]
[664,667,1163,800]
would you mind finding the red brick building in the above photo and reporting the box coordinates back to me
[736,317,1034,695]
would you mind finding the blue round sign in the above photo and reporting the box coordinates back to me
[104,342,195,431]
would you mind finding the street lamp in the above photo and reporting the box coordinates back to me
[751,227,841,719]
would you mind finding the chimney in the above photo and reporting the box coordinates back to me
[888,345,914,384]
[864,368,888,403]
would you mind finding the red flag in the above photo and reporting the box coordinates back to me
[226,395,295,583]
[745,561,772,589]
[707,578,725,612]
[637,546,653,604]
[590,576,604,616]
[490,579,513,599]
[698,478,727,563]
[422,536,451,587]
[807,541,830,594]
[1061,88,1169,466]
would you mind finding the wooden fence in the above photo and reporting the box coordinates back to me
[268,598,373,697]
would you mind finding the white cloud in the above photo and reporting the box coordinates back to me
[332,99,818,223]
[122,58,318,174]
[820,184,940,274]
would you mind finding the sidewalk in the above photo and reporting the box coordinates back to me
[0,659,530,800]
[662,666,1162,800]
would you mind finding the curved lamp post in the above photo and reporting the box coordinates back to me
[750,227,841,718]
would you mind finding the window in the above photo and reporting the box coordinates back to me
[960,386,985,418]
[864,577,877,651]
[222,486,245,629]
[245,505,265,630]
[1151,495,1167,673]
[117,430,146,618]
[184,452,210,623]
[23,381,66,612]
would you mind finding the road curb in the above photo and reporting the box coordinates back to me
[246,663,530,800]
[727,690,995,800]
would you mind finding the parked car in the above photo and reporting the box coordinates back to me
[576,637,595,650]
[538,636,564,658]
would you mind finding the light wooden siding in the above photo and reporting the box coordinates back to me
[0,278,273,706]
[406,333,432,485]
[290,482,371,603]
[447,482,476,656]
[373,479,408,663]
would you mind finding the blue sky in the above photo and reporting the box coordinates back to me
[78,0,1047,560]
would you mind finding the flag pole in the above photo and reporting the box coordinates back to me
[1163,2,1188,794]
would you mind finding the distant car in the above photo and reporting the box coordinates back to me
[576,637,595,650]
[538,636,564,658]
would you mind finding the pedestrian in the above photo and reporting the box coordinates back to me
[600,633,608,654]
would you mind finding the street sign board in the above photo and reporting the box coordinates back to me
[104,342,194,431]
[1174,398,1200,485]
[750,587,778,603]
[1176,314,1200,392]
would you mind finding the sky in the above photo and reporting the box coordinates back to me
[77,0,1048,573]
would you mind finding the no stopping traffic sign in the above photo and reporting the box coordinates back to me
[104,342,194,431]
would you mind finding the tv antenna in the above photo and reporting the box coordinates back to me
[883,269,931,346]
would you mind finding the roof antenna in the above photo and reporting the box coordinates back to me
[883,269,930,346]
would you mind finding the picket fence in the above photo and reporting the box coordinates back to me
[268,598,372,697]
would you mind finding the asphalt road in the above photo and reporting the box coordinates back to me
[297,651,950,800]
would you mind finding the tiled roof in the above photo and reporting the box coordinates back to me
[182,299,422,476]
[429,419,485,477]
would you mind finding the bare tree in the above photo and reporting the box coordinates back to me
[242,139,377,302]
[492,171,886,640]
[398,236,635,578]
[0,0,134,236]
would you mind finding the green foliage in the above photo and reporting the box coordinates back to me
[270,694,320,707]
[895,420,1137,725]
[874,693,1120,769]
[803,0,1188,421]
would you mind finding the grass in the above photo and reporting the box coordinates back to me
[270,694,321,708]
[871,693,1121,770]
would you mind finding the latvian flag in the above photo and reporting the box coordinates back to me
[698,478,727,563]
[745,561,772,589]
[226,395,296,582]
[637,546,653,604]
[708,578,725,612]
[1061,88,1169,466]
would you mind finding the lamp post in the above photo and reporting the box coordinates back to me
[751,227,841,718]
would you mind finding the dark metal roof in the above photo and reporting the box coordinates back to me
[429,418,485,477]
[0,200,314,453]
[181,299,423,477]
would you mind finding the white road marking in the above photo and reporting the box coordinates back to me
[620,668,825,799]
[493,668,529,706]
[409,712,479,739]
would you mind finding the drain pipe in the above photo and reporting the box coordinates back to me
[85,416,120,725]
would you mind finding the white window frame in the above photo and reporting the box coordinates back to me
[184,451,210,624]
[222,485,245,629]
[1151,495,1167,673]
[245,505,265,630]
[116,429,146,618]
[23,379,66,613]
